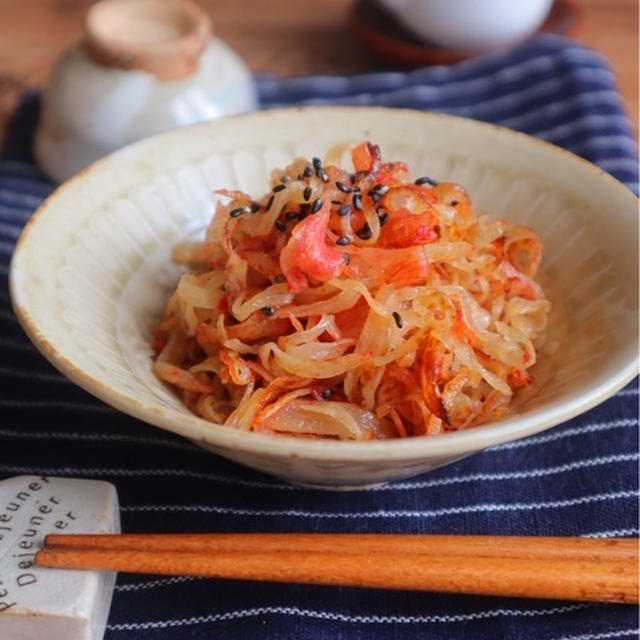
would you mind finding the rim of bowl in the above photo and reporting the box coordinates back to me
[9,106,639,462]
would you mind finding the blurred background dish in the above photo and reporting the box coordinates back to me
[34,0,257,183]
[350,0,581,66]
[376,0,554,51]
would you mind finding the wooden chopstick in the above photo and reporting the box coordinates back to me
[36,534,639,604]
[43,532,637,561]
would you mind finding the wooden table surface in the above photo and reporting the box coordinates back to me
[0,0,637,145]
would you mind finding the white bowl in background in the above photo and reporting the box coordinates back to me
[378,0,553,51]
[35,0,256,184]
[10,107,638,488]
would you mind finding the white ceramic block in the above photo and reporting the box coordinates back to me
[0,476,120,640]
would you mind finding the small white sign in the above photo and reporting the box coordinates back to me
[0,475,120,640]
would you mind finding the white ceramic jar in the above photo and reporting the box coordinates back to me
[378,0,553,51]
[36,0,257,183]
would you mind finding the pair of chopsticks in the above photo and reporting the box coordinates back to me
[36,533,639,603]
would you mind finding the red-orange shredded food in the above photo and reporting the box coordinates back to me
[152,142,550,439]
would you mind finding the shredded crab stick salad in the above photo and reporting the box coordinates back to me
[152,142,550,440]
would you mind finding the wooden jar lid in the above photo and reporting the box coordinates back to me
[84,0,211,79]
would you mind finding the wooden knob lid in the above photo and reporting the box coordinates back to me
[84,0,211,79]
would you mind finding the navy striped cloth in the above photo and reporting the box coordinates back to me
[1,34,638,639]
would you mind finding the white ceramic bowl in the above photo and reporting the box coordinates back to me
[36,37,256,184]
[10,107,638,489]
[377,0,553,51]
[36,0,256,183]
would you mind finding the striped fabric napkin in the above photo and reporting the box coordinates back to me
[1,34,638,640]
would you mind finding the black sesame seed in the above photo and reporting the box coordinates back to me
[311,198,323,213]
[250,201,261,213]
[349,173,356,184]
[331,200,342,205]
[372,183,389,194]
[392,311,403,328]
[342,253,351,264]
[336,235,351,246]
[369,191,382,203]
[338,203,352,216]
[303,185,312,201]
[274,274,286,283]
[318,168,329,183]
[285,211,298,220]
[273,183,286,193]
[262,306,275,316]
[451,200,459,206]
[265,195,275,210]
[312,157,322,168]
[352,185,361,193]
[274,219,286,232]
[321,388,332,399]
[229,207,245,218]
[297,172,305,180]
[299,203,310,215]
[377,209,389,226]
[302,165,313,178]
[352,193,363,210]
[336,181,351,193]
[356,223,372,240]
[297,212,308,221]
[415,176,439,186]
[280,175,291,183]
